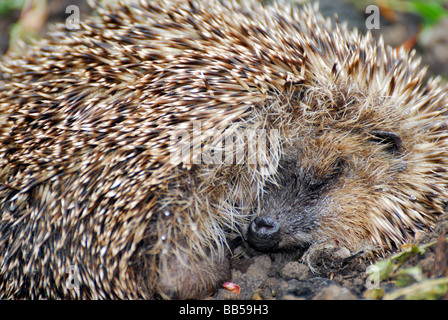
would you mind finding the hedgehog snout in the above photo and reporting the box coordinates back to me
[247,216,281,251]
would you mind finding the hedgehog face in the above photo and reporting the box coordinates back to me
[247,128,408,252]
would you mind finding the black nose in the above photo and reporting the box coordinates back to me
[247,216,280,252]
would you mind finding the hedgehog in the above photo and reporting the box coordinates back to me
[1,0,448,299]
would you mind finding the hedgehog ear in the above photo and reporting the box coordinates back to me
[369,130,403,155]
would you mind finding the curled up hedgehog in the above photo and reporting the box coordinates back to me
[1,0,448,299]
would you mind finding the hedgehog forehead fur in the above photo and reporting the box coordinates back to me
[1,0,448,299]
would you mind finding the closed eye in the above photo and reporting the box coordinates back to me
[308,158,346,193]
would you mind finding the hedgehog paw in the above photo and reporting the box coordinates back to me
[156,249,231,299]
[302,240,353,275]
